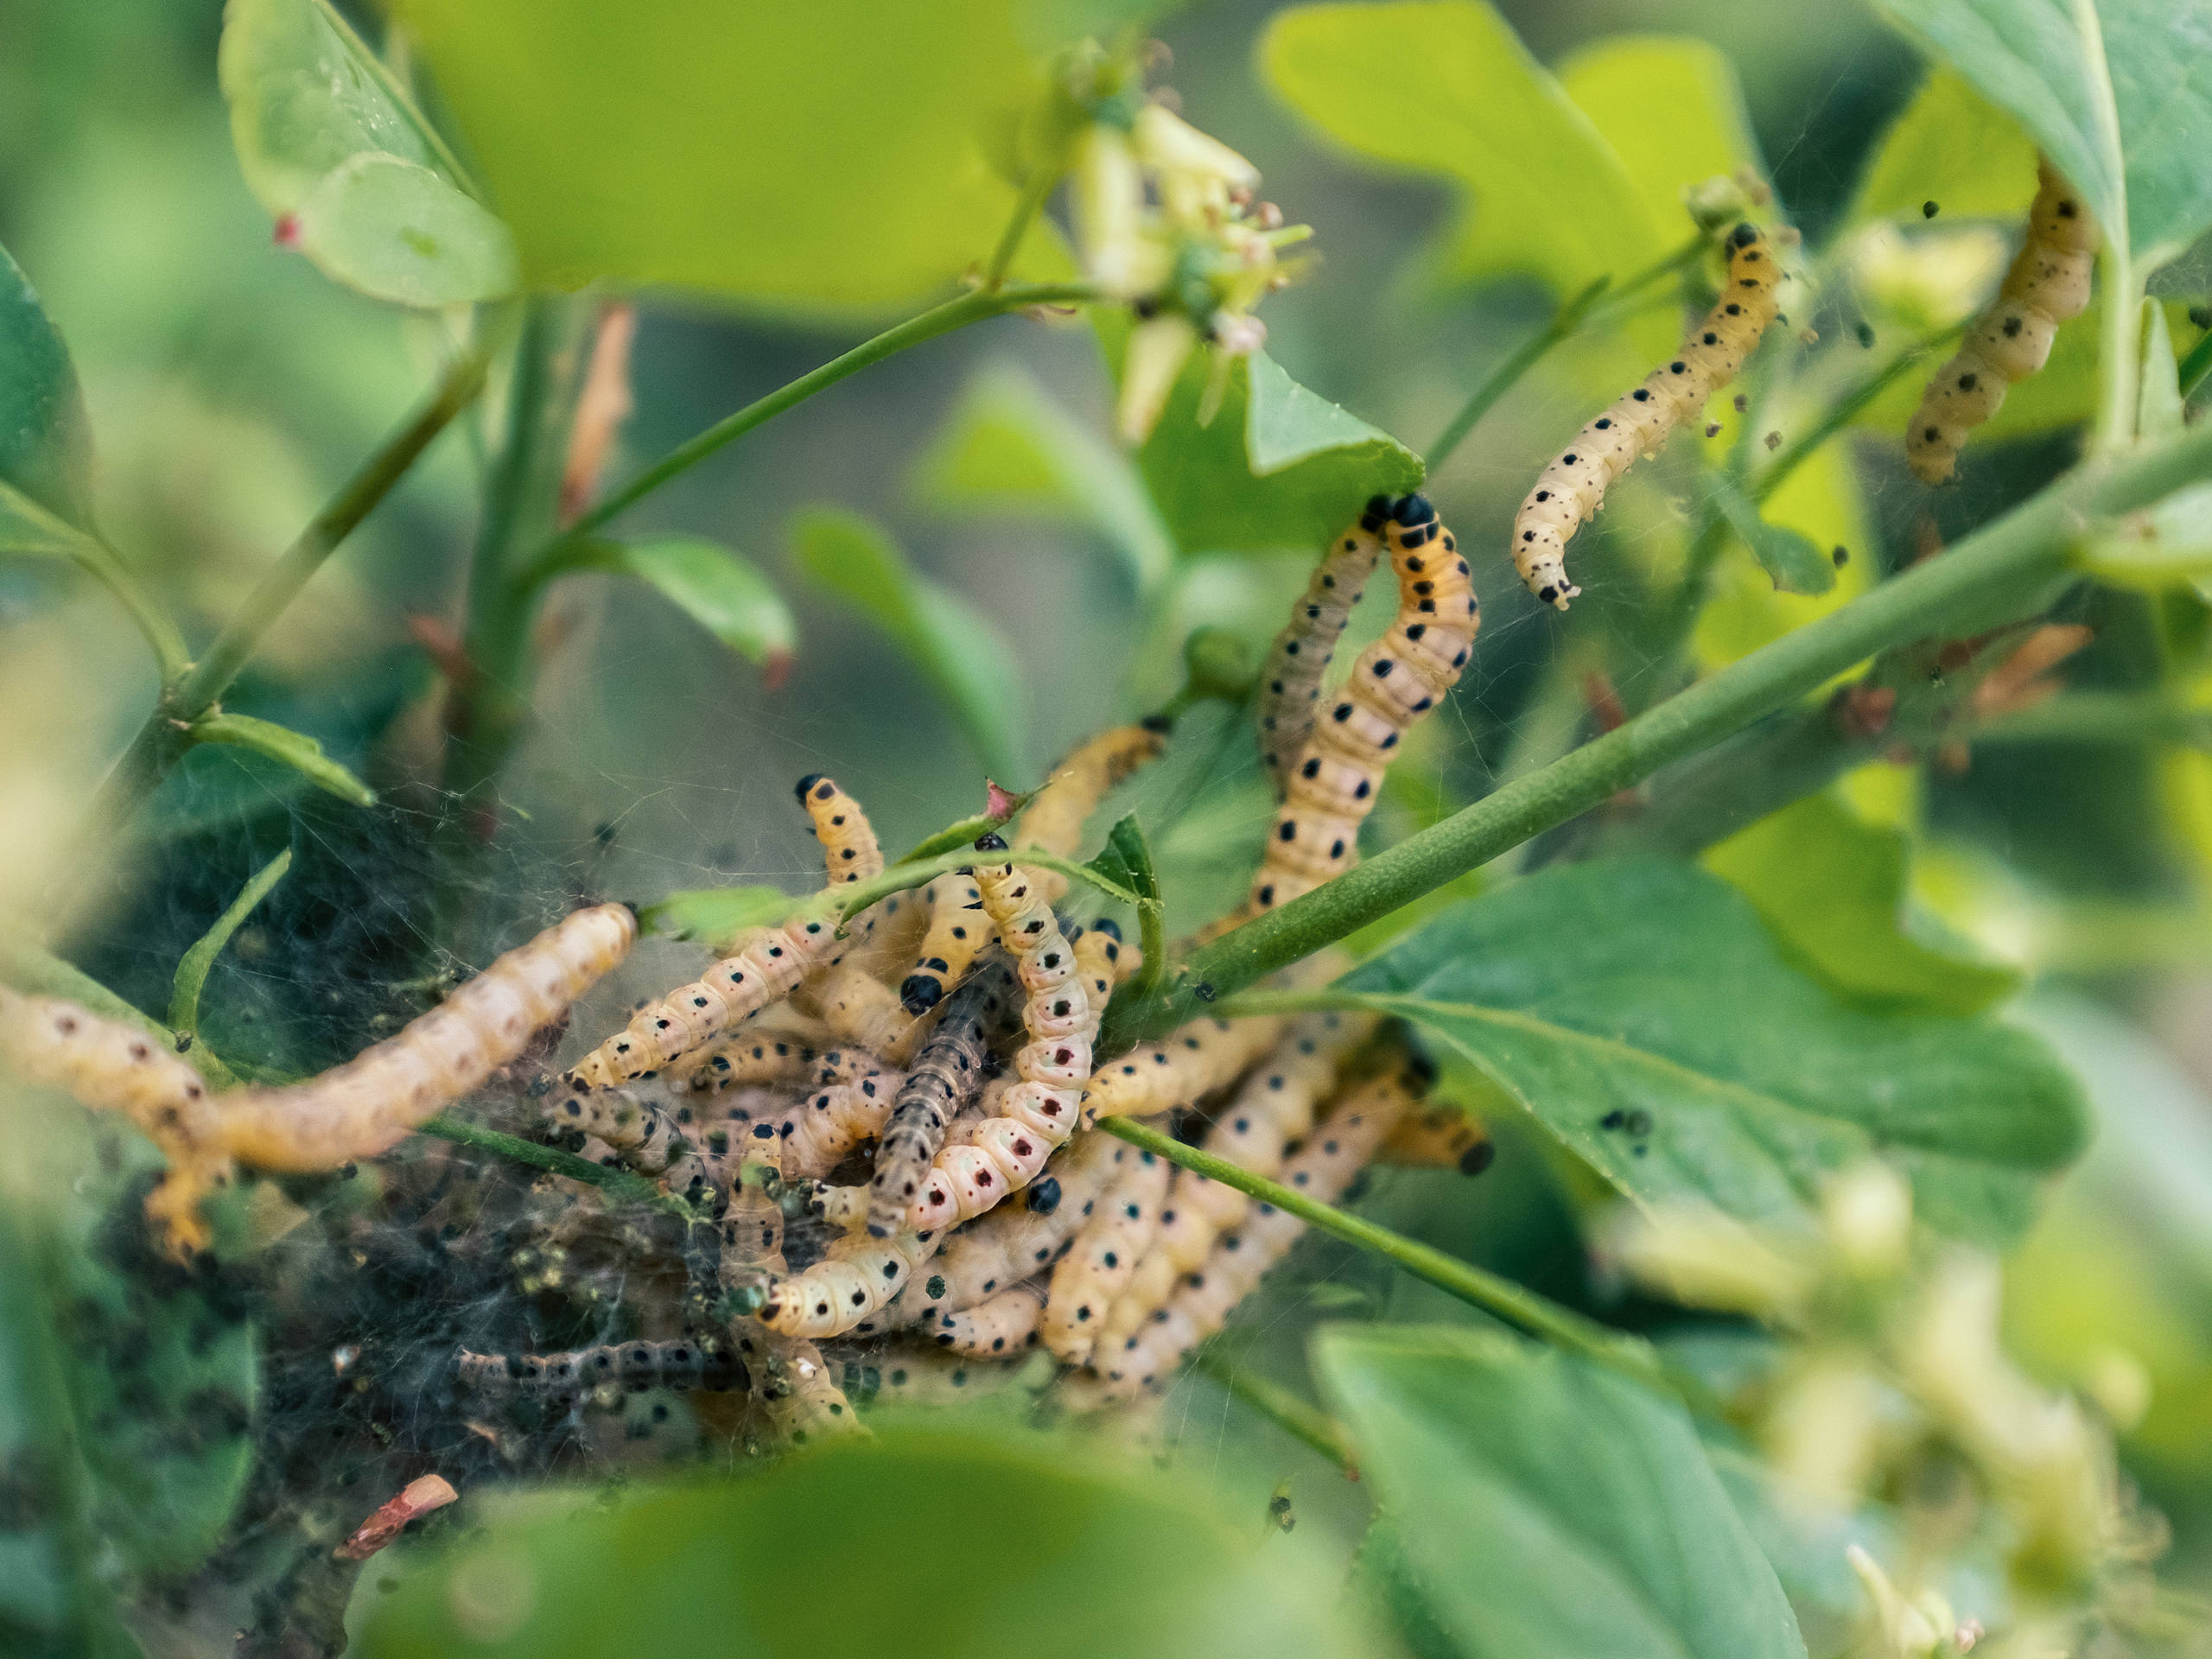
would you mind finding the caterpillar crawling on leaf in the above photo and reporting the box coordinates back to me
[1905,160,2095,484]
[1511,223,1783,608]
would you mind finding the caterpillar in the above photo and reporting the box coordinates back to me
[0,903,636,1257]
[1042,1146,1170,1366]
[1257,503,1388,793]
[853,1129,1129,1337]
[717,1153,859,1446]
[852,920,1122,1236]
[864,950,1020,1237]
[664,1034,825,1095]
[1095,1011,1370,1354]
[1511,224,1783,608]
[752,1058,905,1182]
[1249,493,1477,916]
[839,1348,1025,1409]
[1905,160,2095,484]
[1378,1101,1495,1174]
[927,1281,1046,1357]
[1091,1061,1421,1400]
[810,962,919,1061]
[454,1337,747,1409]
[1079,1013,1287,1128]
[897,875,989,1017]
[568,775,881,1088]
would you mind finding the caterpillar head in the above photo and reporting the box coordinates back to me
[794,772,826,804]
[974,832,1010,854]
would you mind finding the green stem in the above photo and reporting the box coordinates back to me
[984,166,1064,292]
[1969,690,2212,749]
[80,340,494,849]
[416,1114,690,1214]
[563,282,1096,542]
[1101,421,2212,1050]
[1187,1347,1358,1476]
[1096,1114,1679,1397]
[2074,0,2136,451]
[168,847,291,1040]
[72,533,188,677]
[1427,276,1610,471]
[823,844,1153,930]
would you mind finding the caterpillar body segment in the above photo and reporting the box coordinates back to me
[756,1061,904,1182]
[569,777,881,1088]
[864,951,1020,1237]
[455,1338,747,1408]
[663,1035,823,1096]
[841,1348,1025,1409]
[1249,496,1478,918]
[1092,1063,1422,1400]
[1259,502,1388,793]
[718,1154,860,1446]
[756,1224,944,1339]
[1043,1146,1170,1366]
[1017,724,1168,899]
[1379,1102,1496,1174]
[855,1130,1128,1337]
[1096,1011,1370,1351]
[928,1281,1046,1357]
[898,875,988,1017]
[2,904,635,1257]
[1511,225,1783,609]
[810,963,918,1063]
[1906,160,2096,484]
[1079,1014,1286,1128]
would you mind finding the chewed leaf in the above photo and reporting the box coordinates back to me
[566,536,796,677]
[1338,858,2087,1243]
[290,154,518,308]
[0,242,93,527]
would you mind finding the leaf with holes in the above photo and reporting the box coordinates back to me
[1337,859,2087,1243]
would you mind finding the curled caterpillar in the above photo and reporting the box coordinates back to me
[1512,224,1783,608]
[897,875,988,1017]
[927,1280,1046,1357]
[1,903,635,1257]
[1378,1101,1495,1174]
[1092,1060,1421,1400]
[751,1058,904,1182]
[1906,160,2095,484]
[864,950,1020,1237]
[1043,1146,1169,1366]
[568,775,881,1088]
[1249,493,1477,915]
[1257,503,1388,792]
[1096,1011,1370,1354]
[455,1337,747,1408]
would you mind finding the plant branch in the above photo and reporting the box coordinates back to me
[1096,1114,1687,1400]
[1186,1347,1358,1477]
[71,531,189,677]
[562,282,1097,542]
[1101,421,2212,1050]
[1427,276,1610,471]
[416,1114,692,1215]
[984,167,1063,292]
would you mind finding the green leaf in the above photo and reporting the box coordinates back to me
[1087,813,1166,1003]
[1337,858,2088,1243]
[357,1426,1373,1659]
[1261,1,1665,297]
[896,792,1033,865]
[391,0,1061,310]
[1703,793,2020,1014]
[564,536,797,677]
[914,362,1175,592]
[0,480,99,562]
[0,242,92,528]
[1316,1325,1807,1659]
[1869,0,2212,267]
[1557,36,1764,238]
[791,505,1026,779]
[2138,294,2183,438]
[1845,67,2041,226]
[639,885,800,950]
[219,0,515,306]
[289,153,518,308]
[1135,350,1423,556]
[168,849,293,1040]
[2081,479,2212,588]
[185,713,375,807]
[1709,473,1837,597]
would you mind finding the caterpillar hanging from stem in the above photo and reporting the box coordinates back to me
[1256,501,1388,794]
[1510,223,1783,609]
[1905,160,2095,485]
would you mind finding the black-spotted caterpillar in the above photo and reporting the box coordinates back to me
[1511,224,1783,608]
[1256,501,1388,792]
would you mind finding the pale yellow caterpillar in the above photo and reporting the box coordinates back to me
[1079,1013,1287,1128]
[1257,502,1388,792]
[663,1034,825,1095]
[839,1347,1024,1409]
[1092,1062,1421,1400]
[1042,1146,1170,1366]
[927,1281,1046,1357]
[568,775,881,1088]
[1378,1101,1495,1174]
[753,1058,904,1182]
[897,875,989,1017]
[1512,225,1783,608]
[855,918,1122,1237]
[1906,161,2095,484]
[0,903,635,1257]
[1096,1011,1370,1354]
[1249,494,1476,917]
[455,1337,747,1408]
[810,962,918,1061]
